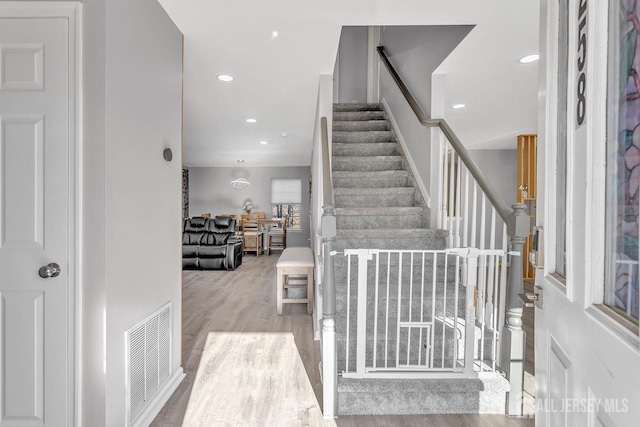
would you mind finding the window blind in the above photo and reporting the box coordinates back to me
[271,179,301,204]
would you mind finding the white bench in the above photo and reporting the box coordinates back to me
[276,247,314,315]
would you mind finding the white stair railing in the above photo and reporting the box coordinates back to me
[435,140,509,253]
[341,248,508,379]
[377,46,530,415]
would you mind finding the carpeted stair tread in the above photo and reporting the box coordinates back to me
[333,176,410,188]
[337,376,509,415]
[333,142,398,157]
[338,377,499,393]
[334,187,414,195]
[336,207,426,229]
[333,103,383,112]
[335,230,448,250]
[333,170,409,178]
[336,207,424,216]
[333,155,403,161]
[334,130,395,143]
[334,111,386,121]
[332,156,404,172]
[337,228,445,239]
[333,120,389,132]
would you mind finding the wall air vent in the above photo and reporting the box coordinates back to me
[125,302,172,425]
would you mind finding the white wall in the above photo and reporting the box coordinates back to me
[469,149,518,209]
[189,166,311,247]
[469,148,518,247]
[103,1,183,425]
[378,25,472,192]
[337,26,368,103]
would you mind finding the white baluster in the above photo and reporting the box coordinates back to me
[345,253,351,373]
[356,249,372,376]
[441,142,449,230]
[455,152,462,247]
[448,149,456,247]
[471,182,478,248]
[373,253,380,369]
[385,251,391,368]
[463,166,470,247]
[485,208,497,326]
[396,252,403,368]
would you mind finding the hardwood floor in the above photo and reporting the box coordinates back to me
[522,278,536,417]
[180,333,334,427]
[151,255,535,426]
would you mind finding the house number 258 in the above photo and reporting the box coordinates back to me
[576,0,587,126]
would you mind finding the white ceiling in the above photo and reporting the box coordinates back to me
[157,0,540,167]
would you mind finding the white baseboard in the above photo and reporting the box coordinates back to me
[381,98,430,207]
[132,367,185,427]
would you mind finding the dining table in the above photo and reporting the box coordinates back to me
[239,217,283,251]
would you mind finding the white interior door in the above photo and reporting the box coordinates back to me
[0,13,72,427]
[536,1,640,426]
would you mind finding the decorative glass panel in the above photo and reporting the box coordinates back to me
[605,0,640,322]
[556,0,570,278]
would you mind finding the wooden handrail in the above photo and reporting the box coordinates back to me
[376,46,512,223]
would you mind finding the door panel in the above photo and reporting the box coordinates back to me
[1,115,45,249]
[2,291,44,421]
[537,0,640,426]
[548,335,571,427]
[0,17,70,427]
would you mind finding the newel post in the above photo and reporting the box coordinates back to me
[321,205,337,418]
[501,203,529,416]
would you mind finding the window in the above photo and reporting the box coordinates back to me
[271,179,302,230]
[604,0,640,323]
[556,0,569,278]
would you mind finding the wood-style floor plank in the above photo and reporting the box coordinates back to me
[152,255,535,426]
[181,332,334,427]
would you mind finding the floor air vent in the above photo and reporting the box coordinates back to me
[126,302,172,425]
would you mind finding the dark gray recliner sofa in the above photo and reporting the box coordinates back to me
[182,216,243,270]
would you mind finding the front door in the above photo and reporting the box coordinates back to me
[0,9,75,426]
[536,0,640,425]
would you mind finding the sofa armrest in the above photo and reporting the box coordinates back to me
[225,239,243,270]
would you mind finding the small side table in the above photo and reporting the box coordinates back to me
[276,247,314,315]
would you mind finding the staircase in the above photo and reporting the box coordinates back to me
[331,103,508,415]
[332,103,441,251]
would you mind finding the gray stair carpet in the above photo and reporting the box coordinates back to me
[330,102,507,416]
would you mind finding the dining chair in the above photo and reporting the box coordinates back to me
[242,220,263,256]
[267,214,288,255]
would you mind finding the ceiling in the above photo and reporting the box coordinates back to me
[157,0,540,167]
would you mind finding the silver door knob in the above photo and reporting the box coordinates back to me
[39,263,61,278]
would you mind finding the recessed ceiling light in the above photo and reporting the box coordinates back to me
[280,132,288,137]
[246,118,257,123]
[237,159,244,163]
[452,104,466,109]
[260,141,268,145]
[519,54,539,64]
[272,31,279,38]
[217,74,234,82]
